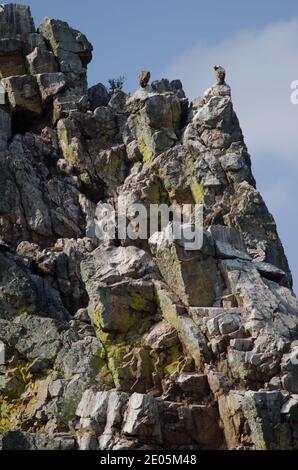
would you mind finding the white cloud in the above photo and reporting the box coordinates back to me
[162,20,298,292]
[163,20,298,165]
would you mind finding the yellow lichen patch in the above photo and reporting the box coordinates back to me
[15,305,30,315]
[142,182,161,204]
[57,122,78,166]
[159,173,176,199]
[97,320,155,393]
[93,306,102,330]
[191,180,204,204]
[139,139,152,163]
[78,172,92,186]
[0,396,26,433]
[128,287,154,313]
[163,344,183,375]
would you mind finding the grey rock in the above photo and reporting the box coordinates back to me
[109,89,128,113]
[194,95,233,127]
[22,33,48,56]
[0,38,26,77]
[0,3,297,451]
[156,286,211,367]
[175,372,210,398]
[2,75,42,115]
[0,107,11,151]
[150,226,217,307]
[13,313,65,361]
[88,83,110,110]
[253,261,287,283]
[126,140,142,162]
[144,322,178,350]
[0,4,35,38]
[39,17,93,64]
[241,391,284,450]
[209,225,251,260]
[0,432,76,450]
[128,92,182,161]
[281,395,298,420]
[218,314,240,335]
[220,152,245,172]
[36,72,66,102]
[49,379,65,398]
[27,357,50,373]
[230,338,254,351]
[26,47,58,75]
[0,133,88,247]
[81,245,156,333]
[55,335,102,381]
[123,393,162,443]
[207,369,229,396]
[0,375,24,398]
[281,347,298,394]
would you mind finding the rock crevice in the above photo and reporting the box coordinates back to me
[0,4,297,451]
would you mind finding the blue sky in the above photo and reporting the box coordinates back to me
[16,1,298,292]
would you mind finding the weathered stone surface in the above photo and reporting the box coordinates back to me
[150,226,217,307]
[0,134,89,247]
[241,391,285,450]
[0,38,26,77]
[81,245,157,333]
[123,393,162,442]
[0,4,35,38]
[128,91,183,161]
[36,72,66,102]
[75,389,223,449]
[0,107,11,150]
[209,225,251,260]
[56,109,125,196]
[144,322,178,350]
[39,17,93,64]
[151,78,186,99]
[88,83,110,110]
[253,261,287,283]
[13,313,65,361]
[0,251,69,322]
[0,432,75,450]
[0,3,297,452]
[26,47,58,75]
[2,75,42,114]
[156,285,211,367]
[39,17,92,94]
[174,372,210,398]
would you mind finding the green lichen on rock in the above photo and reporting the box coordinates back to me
[128,286,154,312]
[139,139,152,164]
[162,343,183,375]
[15,305,30,316]
[160,173,176,199]
[0,397,26,434]
[57,122,78,166]
[191,180,204,204]
[97,314,157,393]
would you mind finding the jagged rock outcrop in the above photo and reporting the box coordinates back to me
[0,4,298,451]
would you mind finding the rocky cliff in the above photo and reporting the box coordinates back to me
[0,4,298,451]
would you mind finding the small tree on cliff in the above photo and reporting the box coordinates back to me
[108,75,126,94]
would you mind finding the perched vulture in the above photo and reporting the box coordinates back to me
[139,70,151,88]
[214,65,226,85]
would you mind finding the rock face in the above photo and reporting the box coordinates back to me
[0,4,298,451]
